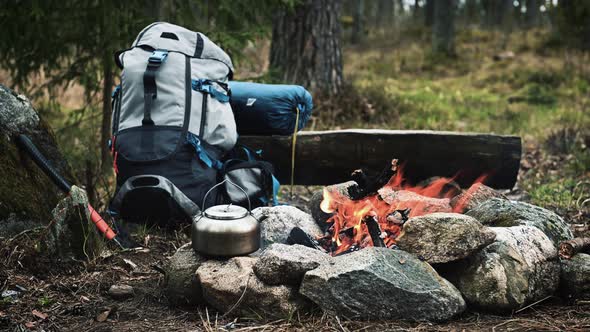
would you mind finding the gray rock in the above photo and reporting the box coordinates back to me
[300,247,466,321]
[108,284,134,300]
[44,186,102,260]
[253,244,332,285]
[560,253,590,300]
[253,206,323,248]
[445,226,559,312]
[396,213,496,264]
[450,183,507,213]
[163,243,207,306]
[0,84,39,136]
[197,256,309,317]
[466,198,573,246]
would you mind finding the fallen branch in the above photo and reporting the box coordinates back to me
[559,237,590,259]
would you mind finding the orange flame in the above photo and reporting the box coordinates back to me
[320,166,489,255]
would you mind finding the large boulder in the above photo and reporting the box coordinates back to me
[395,213,496,264]
[560,253,590,301]
[466,198,573,246]
[253,243,332,285]
[444,226,559,312]
[196,257,309,317]
[163,243,207,306]
[0,84,74,235]
[299,247,466,321]
[253,206,323,248]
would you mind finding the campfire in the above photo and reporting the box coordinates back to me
[318,159,490,255]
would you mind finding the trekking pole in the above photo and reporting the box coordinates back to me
[15,134,124,249]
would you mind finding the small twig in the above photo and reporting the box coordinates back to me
[514,296,553,314]
[334,315,348,332]
[222,273,251,318]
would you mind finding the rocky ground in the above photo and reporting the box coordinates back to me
[1,204,589,332]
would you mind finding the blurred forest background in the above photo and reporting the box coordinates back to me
[0,0,588,222]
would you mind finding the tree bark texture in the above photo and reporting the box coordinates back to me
[269,0,343,95]
[432,0,455,55]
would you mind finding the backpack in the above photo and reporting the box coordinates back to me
[108,22,239,224]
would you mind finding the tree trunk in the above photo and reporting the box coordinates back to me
[432,0,455,56]
[269,0,343,95]
[351,0,364,44]
[525,0,539,28]
[464,0,478,25]
[424,0,434,27]
[376,0,395,32]
[413,0,420,19]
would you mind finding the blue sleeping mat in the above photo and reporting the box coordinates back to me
[228,81,313,136]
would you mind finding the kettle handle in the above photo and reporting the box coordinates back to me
[201,178,252,213]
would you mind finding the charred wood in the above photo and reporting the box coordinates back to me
[362,216,386,247]
[348,159,399,200]
[287,227,326,252]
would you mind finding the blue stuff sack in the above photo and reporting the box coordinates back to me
[228,81,313,136]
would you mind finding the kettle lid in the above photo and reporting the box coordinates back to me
[204,204,248,220]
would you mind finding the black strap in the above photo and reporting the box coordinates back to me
[183,56,192,138]
[142,50,168,126]
[194,33,204,57]
[199,92,208,136]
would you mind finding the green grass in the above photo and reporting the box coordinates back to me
[323,28,590,139]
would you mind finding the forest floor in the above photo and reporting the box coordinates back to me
[1,227,589,332]
[2,28,590,331]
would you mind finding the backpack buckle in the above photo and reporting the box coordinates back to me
[148,49,168,66]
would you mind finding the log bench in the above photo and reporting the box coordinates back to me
[238,129,522,189]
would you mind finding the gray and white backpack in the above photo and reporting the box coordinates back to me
[108,22,239,223]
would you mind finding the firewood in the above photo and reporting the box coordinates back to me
[559,237,590,259]
[362,216,386,247]
[239,129,522,189]
[287,227,326,252]
[348,159,398,200]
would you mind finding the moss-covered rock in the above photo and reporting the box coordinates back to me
[0,84,75,235]
[560,253,590,301]
[466,198,573,247]
[44,186,102,260]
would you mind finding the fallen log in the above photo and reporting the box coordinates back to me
[239,129,521,189]
[559,237,590,259]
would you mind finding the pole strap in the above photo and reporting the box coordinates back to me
[290,107,300,198]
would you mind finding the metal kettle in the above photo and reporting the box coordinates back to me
[191,179,261,257]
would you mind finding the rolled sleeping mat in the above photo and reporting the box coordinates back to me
[228,81,313,136]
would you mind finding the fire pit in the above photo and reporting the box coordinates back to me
[164,158,579,322]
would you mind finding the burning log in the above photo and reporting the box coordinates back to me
[349,159,399,200]
[362,216,385,247]
[239,129,522,189]
[287,227,326,252]
[559,237,590,259]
